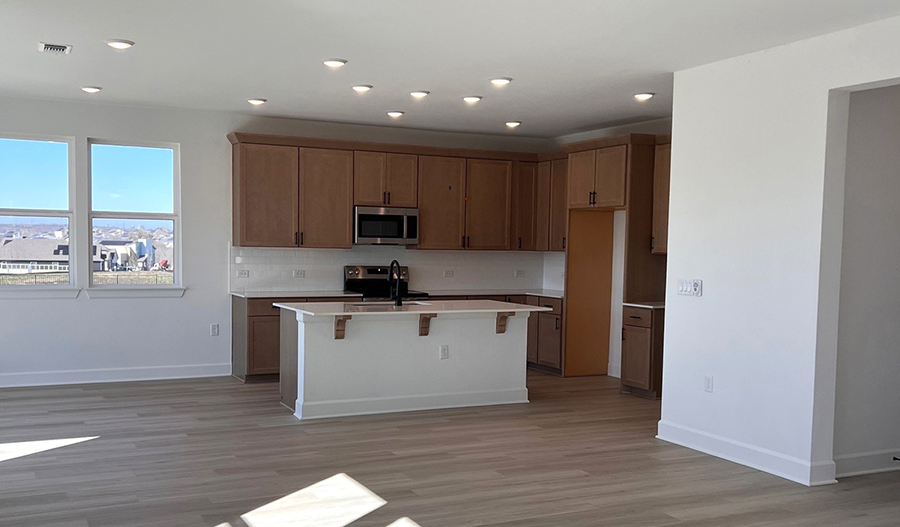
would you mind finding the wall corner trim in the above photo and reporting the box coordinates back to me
[656,420,835,487]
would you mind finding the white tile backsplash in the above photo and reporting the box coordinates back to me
[542,252,566,290]
[230,245,548,292]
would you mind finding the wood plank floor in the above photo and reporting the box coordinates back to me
[1,372,898,527]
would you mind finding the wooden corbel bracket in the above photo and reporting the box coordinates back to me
[334,315,352,340]
[495,312,516,334]
[419,313,438,336]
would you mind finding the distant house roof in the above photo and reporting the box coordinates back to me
[0,239,103,262]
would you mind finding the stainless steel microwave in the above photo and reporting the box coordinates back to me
[354,207,419,245]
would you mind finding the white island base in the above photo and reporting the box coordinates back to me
[275,300,549,420]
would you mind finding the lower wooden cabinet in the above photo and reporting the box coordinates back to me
[247,316,280,374]
[620,305,665,398]
[537,313,562,368]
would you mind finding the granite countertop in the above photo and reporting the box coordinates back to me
[231,288,565,299]
[623,301,665,310]
[274,299,552,317]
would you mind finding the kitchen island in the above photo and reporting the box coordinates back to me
[275,300,550,420]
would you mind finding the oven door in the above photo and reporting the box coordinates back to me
[354,207,416,245]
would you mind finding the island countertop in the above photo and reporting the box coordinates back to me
[274,299,552,317]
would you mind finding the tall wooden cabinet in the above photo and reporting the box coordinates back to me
[567,145,628,209]
[354,151,418,207]
[549,158,568,252]
[299,148,353,248]
[652,137,671,254]
[232,144,299,248]
[465,159,512,250]
[513,162,537,251]
[417,156,467,249]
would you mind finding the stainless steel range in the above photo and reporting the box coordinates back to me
[343,265,430,302]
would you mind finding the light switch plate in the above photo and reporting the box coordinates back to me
[439,345,450,360]
[704,375,714,393]
[678,279,703,297]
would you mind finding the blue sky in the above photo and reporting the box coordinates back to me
[0,138,174,215]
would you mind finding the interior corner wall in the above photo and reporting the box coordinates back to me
[0,96,550,388]
[832,84,900,478]
[656,14,900,486]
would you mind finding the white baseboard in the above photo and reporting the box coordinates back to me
[835,448,900,478]
[296,388,529,420]
[657,420,837,486]
[0,363,232,388]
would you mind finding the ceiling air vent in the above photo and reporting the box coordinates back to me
[38,42,72,55]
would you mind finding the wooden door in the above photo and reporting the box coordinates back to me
[549,158,568,252]
[465,159,512,250]
[622,325,652,390]
[567,150,595,209]
[537,313,562,369]
[652,143,671,254]
[513,162,537,251]
[235,144,298,247]
[299,148,353,248]
[354,151,387,206]
[248,316,280,375]
[534,162,551,251]
[526,296,540,363]
[594,145,628,208]
[386,154,418,207]
[417,156,466,249]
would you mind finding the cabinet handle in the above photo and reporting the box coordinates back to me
[622,328,626,341]
[387,191,391,204]
[462,236,465,248]
[518,237,522,249]
[555,317,559,330]
[629,315,641,319]
[562,237,566,249]
[383,191,386,204]
[294,232,299,245]
[300,232,304,246]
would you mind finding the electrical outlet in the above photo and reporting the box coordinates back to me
[439,345,450,360]
[704,375,714,393]
[292,270,306,278]
[210,324,219,337]
[236,269,250,278]
[514,270,525,278]
[443,270,454,278]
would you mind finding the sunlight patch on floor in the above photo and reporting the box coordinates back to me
[0,436,98,463]
[386,518,422,527]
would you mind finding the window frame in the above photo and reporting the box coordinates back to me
[86,138,183,295]
[0,132,78,296]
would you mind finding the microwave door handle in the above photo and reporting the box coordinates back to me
[403,211,408,241]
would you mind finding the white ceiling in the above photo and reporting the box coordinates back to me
[2,0,900,138]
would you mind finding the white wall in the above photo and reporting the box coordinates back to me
[833,84,900,477]
[658,14,900,486]
[0,96,553,388]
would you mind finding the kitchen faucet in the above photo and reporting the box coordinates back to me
[388,260,403,307]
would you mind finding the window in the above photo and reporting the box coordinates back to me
[89,142,179,288]
[0,136,72,287]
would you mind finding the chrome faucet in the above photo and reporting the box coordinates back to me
[388,260,403,307]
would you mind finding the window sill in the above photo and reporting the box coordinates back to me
[0,287,82,299]
[85,286,186,299]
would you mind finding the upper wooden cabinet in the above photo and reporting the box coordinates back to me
[299,148,353,248]
[549,158,568,252]
[354,151,418,207]
[418,155,466,250]
[652,141,671,255]
[534,162,552,252]
[233,144,299,247]
[466,159,512,250]
[512,162,537,251]
[567,145,627,209]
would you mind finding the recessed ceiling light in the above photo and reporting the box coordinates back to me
[352,85,372,93]
[247,98,267,106]
[490,77,512,87]
[634,93,655,101]
[81,86,102,93]
[324,59,347,68]
[463,96,482,104]
[506,121,521,128]
[410,91,429,98]
[387,111,404,118]
[105,39,135,50]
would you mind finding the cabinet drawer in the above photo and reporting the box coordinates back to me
[623,306,652,328]
[248,298,303,316]
[538,297,562,315]
[505,295,527,304]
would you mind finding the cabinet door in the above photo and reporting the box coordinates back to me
[526,296,540,363]
[567,150,595,209]
[235,144,299,247]
[386,154,418,207]
[513,162,537,251]
[594,145,628,208]
[534,162,551,252]
[622,325,652,390]
[299,148,353,248]
[417,156,467,249]
[537,313,562,369]
[652,143,671,254]
[248,316,280,375]
[354,151,387,206]
[549,158,568,252]
[466,159,512,250]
